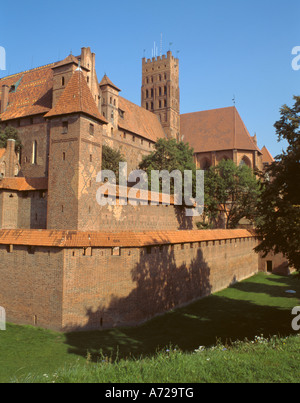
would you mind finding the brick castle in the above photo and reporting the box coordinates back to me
[0,47,285,331]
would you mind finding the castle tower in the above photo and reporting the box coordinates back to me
[99,75,121,128]
[141,51,180,140]
[45,69,107,231]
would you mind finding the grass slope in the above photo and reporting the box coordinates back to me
[0,272,299,383]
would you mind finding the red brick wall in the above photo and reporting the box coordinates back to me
[0,245,64,330]
[61,236,258,331]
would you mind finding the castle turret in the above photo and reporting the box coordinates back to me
[141,51,180,140]
[45,68,107,230]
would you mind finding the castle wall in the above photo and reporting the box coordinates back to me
[102,129,154,173]
[0,190,47,229]
[0,245,64,330]
[62,235,259,331]
[94,203,196,231]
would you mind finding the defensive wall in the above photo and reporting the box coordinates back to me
[0,228,263,332]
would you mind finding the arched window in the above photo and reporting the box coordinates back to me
[200,158,211,171]
[239,156,251,168]
[32,141,37,165]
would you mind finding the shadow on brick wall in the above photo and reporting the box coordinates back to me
[64,245,212,336]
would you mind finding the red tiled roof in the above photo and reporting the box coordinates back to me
[99,74,121,92]
[45,70,107,123]
[118,96,167,142]
[261,146,274,164]
[0,63,55,121]
[0,229,256,248]
[181,107,262,154]
[0,177,48,191]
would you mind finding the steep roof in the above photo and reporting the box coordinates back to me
[181,106,262,154]
[0,63,55,121]
[45,69,107,123]
[0,228,255,248]
[261,146,275,165]
[0,177,48,191]
[118,96,167,142]
[99,74,121,92]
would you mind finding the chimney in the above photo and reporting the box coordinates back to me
[0,85,9,114]
[6,139,16,177]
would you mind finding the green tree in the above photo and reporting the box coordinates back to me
[204,159,262,229]
[138,138,197,196]
[101,145,126,183]
[0,126,22,152]
[255,96,300,272]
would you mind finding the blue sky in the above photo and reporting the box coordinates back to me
[0,0,299,157]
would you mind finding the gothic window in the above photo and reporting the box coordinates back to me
[239,156,251,168]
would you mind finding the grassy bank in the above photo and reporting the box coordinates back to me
[0,272,299,383]
[20,334,300,383]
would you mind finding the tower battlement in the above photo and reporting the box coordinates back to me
[141,51,180,140]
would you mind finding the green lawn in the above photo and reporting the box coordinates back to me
[0,272,299,382]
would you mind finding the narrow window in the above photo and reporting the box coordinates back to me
[34,315,38,326]
[146,102,149,110]
[164,99,167,107]
[62,121,68,134]
[159,87,162,96]
[87,76,90,83]
[159,100,162,108]
[146,89,149,98]
[89,123,94,136]
[90,154,92,162]
[111,127,113,136]
[63,152,66,161]
[62,77,65,86]
[32,141,37,165]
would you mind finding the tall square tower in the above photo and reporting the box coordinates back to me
[141,51,180,140]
